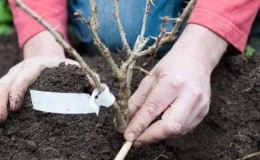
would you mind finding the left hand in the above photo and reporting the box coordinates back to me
[124,24,228,146]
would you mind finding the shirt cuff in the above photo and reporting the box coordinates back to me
[188,8,247,53]
[17,19,68,48]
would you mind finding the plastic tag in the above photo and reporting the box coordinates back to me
[30,84,115,115]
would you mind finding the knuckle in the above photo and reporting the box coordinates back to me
[190,86,203,98]
[160,74,185,89]
[165,121,182,136]
[146,101,162,119]
[173,75,185,87]
[135,121,147,133]
[128,99,139,112]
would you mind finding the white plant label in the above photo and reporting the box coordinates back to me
[30,84,115,115]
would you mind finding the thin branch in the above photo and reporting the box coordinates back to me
[76,1,123,79]
[133,0,153,53]
[121,0,154,80]
[123,0,195,73]
[237,151,260,160]
[154,151,168,160]
[154,16,167,54]
[170,0,195,37]
[137,0,196,57]
[140,0,152,39]
[114,141,133,160]
[134,66,150,75]
[113,0,131,54]
[15,0,104,92]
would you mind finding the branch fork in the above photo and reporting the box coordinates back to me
[16,0,196,159]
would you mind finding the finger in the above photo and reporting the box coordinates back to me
[134,120,181,147]
[128,75,157,119]
[182,100,209,133]
[0,64,22,122]
[135,93,197,145]
[125,79,178,141]
[8,58,67,112]
[9,64,43,112]
[65,59,80,66]
[0,76,11,123]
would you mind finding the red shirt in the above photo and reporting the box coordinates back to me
[8,0,260,53]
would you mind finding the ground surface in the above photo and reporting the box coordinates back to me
[0,34,259,160]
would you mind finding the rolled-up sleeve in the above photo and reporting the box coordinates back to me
[8,0,68,48]
[188,0,260,53]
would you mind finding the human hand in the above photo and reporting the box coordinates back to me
[0,55,78,123]
[124,24,228,146]
[0,31,79,123]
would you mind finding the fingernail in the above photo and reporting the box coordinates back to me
[134,141,143,148]
[10,100,15,111]
[10,95,22,112]
[126,132,136,141]
[0,114,7,124]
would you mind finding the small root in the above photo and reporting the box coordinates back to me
[237,151,260,160]
[154,151,168,160]
[134,66,150,75]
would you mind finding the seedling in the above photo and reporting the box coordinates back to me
[15,0,196,159]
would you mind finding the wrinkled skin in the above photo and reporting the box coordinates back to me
[124,24,228,147]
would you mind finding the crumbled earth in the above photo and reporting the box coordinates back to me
[0,34,259,160]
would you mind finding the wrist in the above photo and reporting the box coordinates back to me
[169,24,228,73]
[23,31,65,59]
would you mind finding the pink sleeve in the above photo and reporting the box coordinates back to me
[8,0,68,48]
[188,0,260,53]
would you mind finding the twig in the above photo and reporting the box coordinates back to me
[78,0,123,79]
[237,151,260,160]
[15,0,104,92]
[113,0,131,54]
[123,0,196,72]
[140,0,152,39]
[154,151,168,160]
[137,0,196,57]
[134,66,150,75]
[114,141,133,160]
[170,0,195,37]
[133,0,153,52]
[122,0,153,76]
[154,16,167,54]
[80,1,130,130]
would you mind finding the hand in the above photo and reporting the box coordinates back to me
[0,56,78,122]
[124,24,228,146]
[0,31,78,123]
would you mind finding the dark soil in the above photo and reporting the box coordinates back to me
[0,33,259,160]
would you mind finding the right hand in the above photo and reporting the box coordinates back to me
[0,56,78,123]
